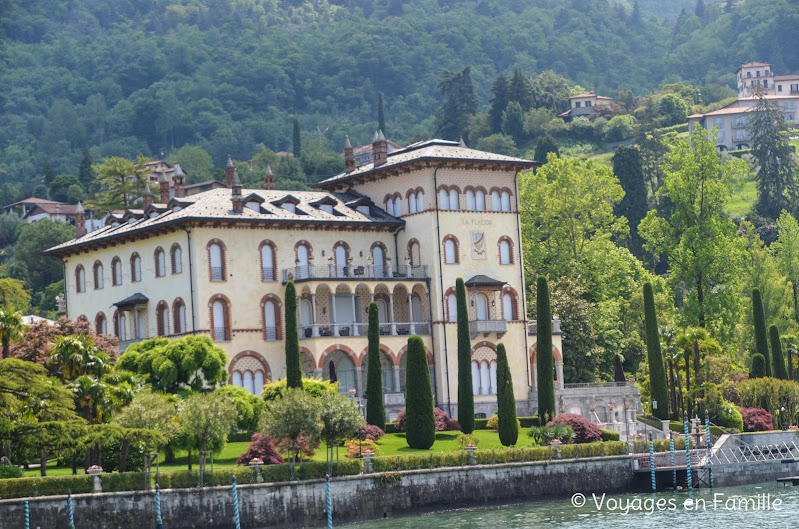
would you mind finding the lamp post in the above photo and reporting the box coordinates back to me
[781,406,787,431]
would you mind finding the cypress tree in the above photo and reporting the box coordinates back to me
[770,325,788,380]
[377,93,386,136]
[78,147,95,191]
[366,302,385,427]
[405,336,435,449]
[488,73,509,133]
[455,278,475,433]
[535,276,556,423]
[292,118,302,158]
[644,282,670,419]
[496,343,518,446]
[750,353,767,379]
[284,281,302,389]
[753,288,772,376]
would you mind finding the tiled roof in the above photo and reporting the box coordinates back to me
[316,139,536,189]
[4,197,63,208]
[44,187,403,256]
[29,203,80,215]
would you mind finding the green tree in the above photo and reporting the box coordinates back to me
[365,302,385,427]
[533,135,559,164]
[0,310,25,359]
[214,385,266,433]
[508,68,534,111]
[475,134,517,156]
[78,147,95,191]
[644,282,669,419]
[770,324,788,380]
[772,211,799,323]
[0,278,30,311]
[639,129,747,341]
[178,392,239,463]
[501,101,526,143]
[66,185,85,204]
[488,73,509,133]
[405,335,435,449]
[117,335,228,393]
[750,353,767,378]
[612,145,648,258]
[174,145,214,183]
[530,70,571,114]
[0,212,23,246]
[260,387,322,475]
[113,390,179,471]
[495,343,518,446]
[752,288,772,377]
[748,95,797,219]
[318,391,362,466]
[455,278,474,433]
[658,93,689,127]
[87,156,150,215]
[284,281,302,389]
[435,66,478,141]
[0,183,19,208]
[377,93,386,136]
[536,276,556,422]
[292,118,302,158]
[48,174,81,203]
[16,219,75,292]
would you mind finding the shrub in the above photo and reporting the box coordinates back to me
[344,439,379,458]
[644,282,669,419]
[740,408,774,432]
[750,354,767,378]
[527,424,573,445]
[357,424,385,441]
[0,475,92,499]
[393,407,460,432]
[753,289,772,377]
[456,433,480,449]
[236,433,285,465]
[496,343,519,447]
[101,472,150,492]
[486,413,522,431]
[284,281,302,388]
[262,377,338,402]
[547,414,602,443]
[600,429,620,441]
[0,465,23,479]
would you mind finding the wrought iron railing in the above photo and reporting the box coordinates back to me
[210,267,224,281]
[213,326,227,341]
[282,264,428,283]
[298,322,430,339]
[262,267,275,281]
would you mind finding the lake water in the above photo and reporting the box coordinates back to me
[338,482,797,528]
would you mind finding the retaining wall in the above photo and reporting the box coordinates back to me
[0,456,632,529]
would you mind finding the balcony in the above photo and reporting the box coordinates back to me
[282,264,428,283]
[299,321,430,340]
[469,319,506,339]
[732,119,748,129]
[527,318,563,335]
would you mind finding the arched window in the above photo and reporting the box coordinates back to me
[75,266,86,293]
[415,191,424,212]
[448,189,459,210]
[476,294,488,321]
[333,241,349,277]
[323,350,356,395]
[491,190,501,211]
[466,189,476,210]
[210,296,230,341]
[156,301,169,336]
[439,189,449,210]
[299,299,313,336]
[208,241,225,282]
[173,299,186,334]
[502,292,515,322]
[154,247,166,277]
[262,297,280,341]
[376,299,388,324]
[447,293,458,322]
[393,195,402,216]
[471,361,481,395]
[115,310,126,341]
[113,257,122,285]
[295,242,311,279]
[411,297,422,324]
[489,360,497,394]
[501,190,511,212]
[95,313,107,335]
[385,197,394,216]
[93,262,104,290]
[443,235,459,264]
[408,239,421,266]
[260,241,276,281]
[476,189,486,211]
[361,351,396,393]
[408,192,417,214]
[499,238,512,264]
[130,253,142,282]
[171,244,183,274]
[229,354,270,396]
[372,243,385,277]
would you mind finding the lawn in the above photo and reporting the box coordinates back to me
[726,177,756,218]
[22,430,523,477]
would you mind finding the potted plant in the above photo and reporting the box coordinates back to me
[249,457,264,466]
[87,465,103,475]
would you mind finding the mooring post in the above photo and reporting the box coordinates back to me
[231,476,241,529]
[683,412,692,490]
[326,474,333,529]
[705,410,713,488]
[648,432,656,491]
[155,483,163,529]
[24,500,29,529]
[67,492,75,529]
[670,438,676,489]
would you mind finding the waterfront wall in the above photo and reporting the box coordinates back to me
[0,456,632,529]
[712,459,799,487]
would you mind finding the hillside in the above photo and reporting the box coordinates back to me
[0,0,797,189]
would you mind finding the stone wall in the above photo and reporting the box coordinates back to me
[712,459,799,487]
[0,457,632,529]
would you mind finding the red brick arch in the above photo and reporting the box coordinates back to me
[300,347,316,369]
[294,240,313,260]
[208,293,232,341]
[319,343,360,367]
[358,343,398,367]
[529,343,563,364]
[227,350,272,385]
[260,294,283,340]
[206,239,228,281]
[471,341,497,353]
[397,344,434,365]
[442,234,460,264]
[258,240,278,281]
[497,235,514,264]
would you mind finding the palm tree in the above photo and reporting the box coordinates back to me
[50,334,95,380]
[0,310,26,358]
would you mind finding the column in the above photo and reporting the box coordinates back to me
[133,309,139,339]
[389,293,396,335]
[331,293,338,336]
[556,362,564,390]
[351,294,358,336]
[354,366,363,397]
[311,293,319,337]
[407,292,415,335]
[392,365,401,394]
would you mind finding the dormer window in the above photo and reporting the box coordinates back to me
[149,211,158,218]
[246,201,260,212]
[273,195,300,214]
[320,204,334,214]
[172,206,182,212]
[282,203,296,213]
[357,205,370,216]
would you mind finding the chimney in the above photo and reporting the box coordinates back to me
[372,130,387,166]
[344,136,356,173]
[264,164,275,190]
[142,182,153,209]
[173,164,186,198]
[231,168,244,213]
[158,171,170,203]
[225,154,235,188]
[75,202,86,238]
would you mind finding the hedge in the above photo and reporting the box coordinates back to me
[600,429,620,441]
[0,475,93,500]
[655,123,689,134]
[101,472,150,492]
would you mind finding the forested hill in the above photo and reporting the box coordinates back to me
[1,0,797,188]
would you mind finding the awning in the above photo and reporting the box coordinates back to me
[113,293,149,310]
[464,275,506,288]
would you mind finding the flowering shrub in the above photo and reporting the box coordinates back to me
[392,407,461,432]
[456,433,480,449]
[357,424,386,441]
[740,408,774,432]
[546,414,602,443]
[344,439,380,458]
[236,433,285,465]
